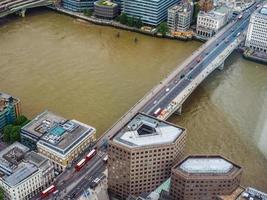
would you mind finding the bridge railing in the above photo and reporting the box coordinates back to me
[98,15,248,145]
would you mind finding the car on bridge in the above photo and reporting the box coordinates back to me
[180,74,185,79]
[196,56,202,63]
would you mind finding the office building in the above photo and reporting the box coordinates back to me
[0,142,54,200]
[0,92,21,133]
[94,0,119,19]
[245,3,267,53]
[108,113,186,199]
[167,2,193,32]
[21,110,96,172]
[61,0,96,12]
[170,155,242,200]
[197,6,232,39]
[122,0,178,26]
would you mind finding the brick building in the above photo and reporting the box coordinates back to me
[108,113,186,199]
[170,155,242,200]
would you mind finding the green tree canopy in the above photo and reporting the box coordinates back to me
[13,115,28,126]
[10,126,21,143]
[119,13,128,25]
[3,124,12,143]
[0,187,4,200]
[157,22,169,36]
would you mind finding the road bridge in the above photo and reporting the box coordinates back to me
[32,2,260,199]
[0,0,52,18]
[97,2,258,149]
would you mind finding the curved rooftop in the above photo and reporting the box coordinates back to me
[180,157,233,174]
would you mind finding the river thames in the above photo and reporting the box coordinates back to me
[0,8,267,191]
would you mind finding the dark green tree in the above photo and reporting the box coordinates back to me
[135,17,143,28]
[10,126,21,142]
[157,22,169,36]
[3,124,12,143]
[13,115,27,125]
[83,9,93,17]
[119,13,128,25]
[0,187,4,200]
[127,16,135,27]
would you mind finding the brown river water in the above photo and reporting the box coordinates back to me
[0,8,266,191]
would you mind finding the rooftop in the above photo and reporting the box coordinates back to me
[112,113,185,148]
[199,5,230,19]
[27,111,96,155]
[0,92,19,113]
[259,3,267,15]
[0,142,50,187]
[95,0,117,6]
[176,155,241,175]
[168,2,192,13]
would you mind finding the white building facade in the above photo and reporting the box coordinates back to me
[245,3,267,53]
[197,6,232,39]
[0,143,54,200]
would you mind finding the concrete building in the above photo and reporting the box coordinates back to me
[122,0,178,26]
[0,142,54,200]
[170,155,242,200]
[108,113,186,199]
[61,0,96,12]
[197,6,232,39]
[94,0,119,19]
[20,110,96,172]
[245,3,267,53]
[0,92,21,133]
[167,2,193,32]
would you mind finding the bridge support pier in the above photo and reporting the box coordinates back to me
[174,106,182,115]
[217,61,224,71]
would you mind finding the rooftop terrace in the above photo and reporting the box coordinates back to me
[25,111,96,155]
[112,113,185,148]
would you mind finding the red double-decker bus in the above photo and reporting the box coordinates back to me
[86,149,97,161]
[41,185,56,198]
[75,158,87,171]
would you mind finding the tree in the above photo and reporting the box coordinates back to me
[135,17,143,28]
[157,22,169,36]
[127,16,134,27]
[119,13,128,25]
[13,115,27,126]
[10,126,21,143]
[193,2,200,22]
[83,9,93,17]
[3,124,12,143]
[0,187,4,200]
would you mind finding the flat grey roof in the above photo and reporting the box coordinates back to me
[178,156,234,174]
[27,111,96,155]
[4,163,38,186]
[112,113,185,148]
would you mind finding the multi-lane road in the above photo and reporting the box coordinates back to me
[36,3,260,199]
